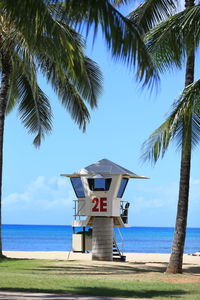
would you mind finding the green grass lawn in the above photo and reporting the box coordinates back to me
[0,258,200,299]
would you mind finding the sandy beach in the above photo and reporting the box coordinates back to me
[3,251,200,274]
[3,251,199,263]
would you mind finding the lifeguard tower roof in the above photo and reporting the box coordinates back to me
[61,158,148,179]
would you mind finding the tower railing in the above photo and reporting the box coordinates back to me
[73,199,85,220]
[74,199,130,224]
[120,201,130,224]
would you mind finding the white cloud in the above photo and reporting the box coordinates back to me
[121,180,179,226]
[3,176,75,225]
[4,176,73,207]
[126,177,200,227]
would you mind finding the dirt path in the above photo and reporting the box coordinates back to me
[0,291,152,300]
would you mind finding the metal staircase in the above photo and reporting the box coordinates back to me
[113,229,126,261]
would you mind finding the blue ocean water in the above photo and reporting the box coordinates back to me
[2,225,200,254]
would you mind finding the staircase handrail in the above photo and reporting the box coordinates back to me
[113,228,124,257]
[117,227,124,256]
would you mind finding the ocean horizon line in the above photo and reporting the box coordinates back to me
[2,224,200,229]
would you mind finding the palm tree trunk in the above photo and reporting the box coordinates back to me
[0,49,11,257]
[166,122,192,273]
[166,0,195,274]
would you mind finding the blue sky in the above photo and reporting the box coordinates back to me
[3,0,200,228]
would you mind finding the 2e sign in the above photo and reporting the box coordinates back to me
[92,197,107,212]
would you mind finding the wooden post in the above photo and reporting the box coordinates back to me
[82,227,86,253]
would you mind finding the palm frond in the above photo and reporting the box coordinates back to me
[17,75,52,147]
[0,0,60,38]
[6,49,53,146]
[57,77,91,132]
[4,37,39,114]
[129,0,178,33]
[179,4,200,51]
[31,23,103,131]
[180,79,200,149]
[0,0,85,73]
[2,11,102,133]
[72,56,103,108]
[38,56,92,131]
[141,79,200,164]
[1,0,159,86]
[144,10,186,72]
[30,18,103,107]
[63,0,159,86]
[144,5,200,73]
[6,77,18,114]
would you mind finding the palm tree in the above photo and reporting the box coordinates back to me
[0,5,103,257]
[0,0,159,257]
[116,0,199,273]
[140,0,198,273]
[166,0,195,274]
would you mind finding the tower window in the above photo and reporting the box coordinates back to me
[88,178,112,191]
[70,177,85,198]
[117,178,128,198]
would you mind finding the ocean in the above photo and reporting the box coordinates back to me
[2,225,200,254]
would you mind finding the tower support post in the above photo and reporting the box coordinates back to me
[92,217,113,261]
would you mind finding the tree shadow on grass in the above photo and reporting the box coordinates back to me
[183,266,200,275]
[0,259,169,276]
[0,286,187,299]
[74,286,186,299]
[26,263,152,276]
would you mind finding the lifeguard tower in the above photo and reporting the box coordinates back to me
[61,159,148,261]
